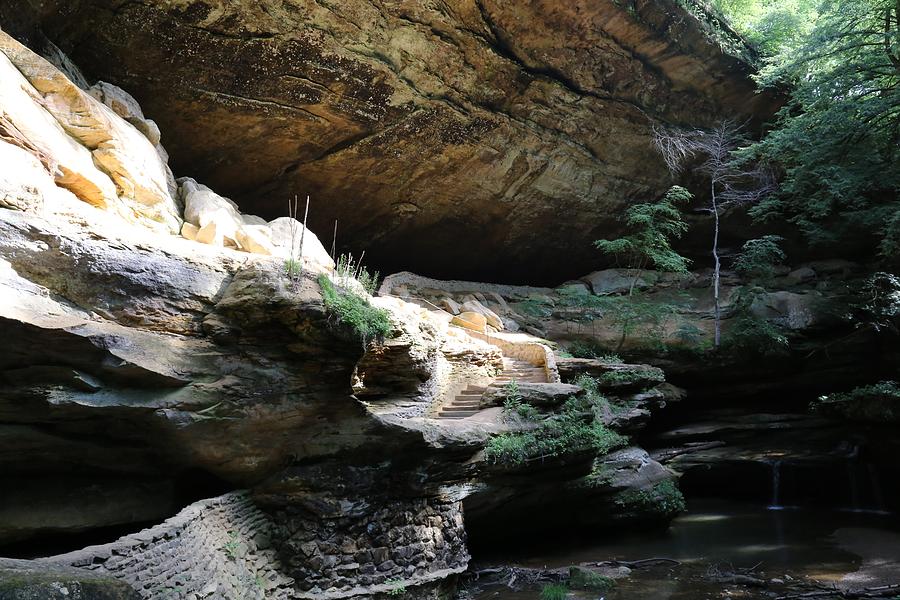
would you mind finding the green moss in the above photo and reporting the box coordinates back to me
[598,367,665,386]
[318,274,393,343]
[568,566,615,592]
[540,584,568,600]
[614,480,686,518]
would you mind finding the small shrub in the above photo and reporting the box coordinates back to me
[568,566,615,592]
[722,314,789,357]
[284,258,303,279]
[385,578,406,597]
[598,367,665,387]
[567,339,610,359]
[223,531,240,560]
[811,381,900,423]
[318,274,392,343]
[540,583,568,600]
[732,235,785,279]
[484,402,627,466]
[335,253,380,295]
[501,380,539,422]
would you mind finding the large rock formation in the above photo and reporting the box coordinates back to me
[1,0,779,282]
[0,30,684,598]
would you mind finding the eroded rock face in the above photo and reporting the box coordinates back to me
[1,0,779,282]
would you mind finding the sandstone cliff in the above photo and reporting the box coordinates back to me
[1,0,780,282]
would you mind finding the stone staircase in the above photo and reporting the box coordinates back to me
[436,357,548,420]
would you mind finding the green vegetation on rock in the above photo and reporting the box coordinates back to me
[811,381,900,423]
[540,583,569,600]
[613,480,687,518]
[501,380,539,422]
[485,395,627,466]
[318,274,392,343]
[568,566,616,592]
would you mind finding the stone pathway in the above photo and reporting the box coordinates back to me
[436,357,547,419]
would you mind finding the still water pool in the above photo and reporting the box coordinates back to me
[471,499,900,599]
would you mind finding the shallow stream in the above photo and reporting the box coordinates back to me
[471,499,900,599]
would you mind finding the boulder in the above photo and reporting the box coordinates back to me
[268,216,335,270]
[461,300,503,330]
[483,382,582,408]
[451,311,487,332]
[438,297,461,315]
[0,31,181,232]
[179,178,244,247]
[580,269,659,295]
[787,267,816,284]
[235,224,275,255]
[0,49,118,208]
[750,291,820,330]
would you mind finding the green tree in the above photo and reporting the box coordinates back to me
[709,0,819,54]
[750,0,900,261]
[733,235,786,279]
[594,186,693,296]
[654,122,775,347]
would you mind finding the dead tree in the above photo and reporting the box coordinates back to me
[654,121,775,347]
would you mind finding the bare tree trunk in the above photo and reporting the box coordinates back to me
[711,180,722,348]
[628,257,646,297]
[296,195,310,281]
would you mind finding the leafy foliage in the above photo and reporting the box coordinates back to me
[733,235,786,279]
[484,395,627,466]
[722,286,790,356]
[598,367,665,387]
[566,340,615,359]
[811,381,900,422]
[335,253,380,295]
[593,293,681,352]
[501,380,539,422]
[595,186,693,286]
[318,274,392,343]
[709,0,819,54]
[848,272,900,333]
[748,0,900,260]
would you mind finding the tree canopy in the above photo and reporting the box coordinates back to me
[711,0,900,264]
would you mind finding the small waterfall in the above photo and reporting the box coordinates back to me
[768,460,784,511]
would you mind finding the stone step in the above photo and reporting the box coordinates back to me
[448,403,481,409]
[443,405,481,412]
[438,411,479,418]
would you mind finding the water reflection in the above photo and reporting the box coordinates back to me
[471,499,900,600]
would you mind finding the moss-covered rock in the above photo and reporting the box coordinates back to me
[0,562,140,600]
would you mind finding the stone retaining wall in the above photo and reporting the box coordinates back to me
[461,330,560,383]
[37,492,469,600]
[271,497,469,598]
[45,492,293,600]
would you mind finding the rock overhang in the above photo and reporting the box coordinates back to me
[0,0,782,284]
